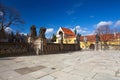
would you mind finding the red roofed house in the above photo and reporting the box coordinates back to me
[56,27,76,44]
[80,33,120,49]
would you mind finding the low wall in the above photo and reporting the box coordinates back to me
[43,43,60,54]
[0,42,81,56]
[101,44,120,50]
[42,43,80,54]
[0,42,34,57]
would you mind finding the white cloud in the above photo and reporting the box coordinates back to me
[20,32,27,36]
[75,25,88,33]
[5,27,28,36]
[0,11,4,16]
[72,25,91,35]
[97,21,112,28]
[114,20,120,27]
[5,27,13,34]
[46,28,54,34]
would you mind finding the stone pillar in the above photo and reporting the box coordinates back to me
[58,31,63,52]
[95,42,98,51]
[95,34,100,51]
[84,36,87,49]
[30,25,37,38]
[76,34,81,50]
[0,28,8,42]
[39,27,46,54]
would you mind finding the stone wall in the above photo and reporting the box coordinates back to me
[0,42,81,57]
[0,42,34,57]
[101,44,120,50]
[40,43,80,55]
[43,43,60,54]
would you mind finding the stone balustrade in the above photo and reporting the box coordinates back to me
[0,42,34,57]
[41,43,80,55]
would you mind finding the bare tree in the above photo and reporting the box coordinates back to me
[0,3,24,30]
[95,25,114,49]
[96,26,112,42]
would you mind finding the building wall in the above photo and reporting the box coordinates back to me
[63,38,76,44]
[56,38,76,44]
[80,39,120,50]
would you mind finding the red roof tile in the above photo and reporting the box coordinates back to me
[80,33,120,42]
[61,27,76,38]
[61,28,75,35]
[80,35,95,42]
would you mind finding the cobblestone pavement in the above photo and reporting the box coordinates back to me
[0,50,120,80]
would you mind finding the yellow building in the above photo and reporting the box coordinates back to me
[80,33,120,49]
[56,27,76,44]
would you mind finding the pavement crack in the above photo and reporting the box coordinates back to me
[91,73,97,79]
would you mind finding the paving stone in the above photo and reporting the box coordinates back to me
[15,65,46,75]
[61,66,74,73]
[0,63,4,67]
[84,72,97,80]
[93,67,115,76]
[41,67,58,74]
[8,62,26,69]
[0,66,10,72]
[0,78,3,80]
[115,69,120,77]
[9,74,36,80]
[0,59,16,66]
[0,77,4,80]
[15,67,32,75]
[0,50,120,80]
[50,71,83,80]
[0,70,21,80]
[94,73,118,80]
[30,65,46,71]
[69,69,90,76]
[28,70,48,79]
[53,63,69,69]
[50,71,71,78]
[37,75,55,80]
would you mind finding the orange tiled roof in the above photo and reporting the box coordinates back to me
[80,33,120,42]
[61,27,76,38]
[65,35,76,38]
[80,35,95,42]
[114,33,120,39]
[61,27,75,35]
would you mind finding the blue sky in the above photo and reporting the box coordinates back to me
[1,0,120,38]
